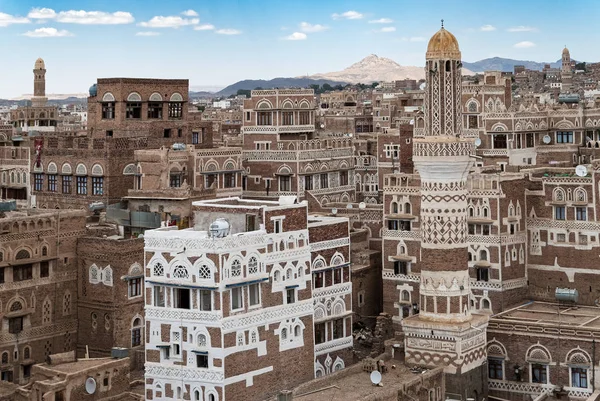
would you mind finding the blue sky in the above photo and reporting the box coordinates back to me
[1,0,599,97]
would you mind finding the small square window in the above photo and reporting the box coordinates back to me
[286,288,296,304]
[196,354,208,368]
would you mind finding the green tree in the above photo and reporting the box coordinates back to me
[371,82,379,88]
[236,89,251,98]
[321,83,333,92]
[575,62,586,71]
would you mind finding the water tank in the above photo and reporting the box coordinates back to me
[209,218,230,238]
[555,288,579,303]
[111,347,129,359]
[172,143,186,151]
[89,83,97,97]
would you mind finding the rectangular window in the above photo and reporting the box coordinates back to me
[163,347,170,360]
[196,354,208,368]
[477,267,490,282]
[14,265,33,282]
[62,175,72,194]
[40,261,49,278]
[0,370,13,382]
[163,128,171,138]
[257,112,272,126]
[493,134,507,149]
[333,268,342,284]
[340,171,348,186]
[249,283,260,306]
[468,115,478,129]
[231,287,243,311]
[92,177,103,195]
[34,174,43,191]
[168,102,183,119]
[556,131,573,143]
[147,103,162,119]
[286,288,296,304]
[299,111,310,125]
[314,272,324,288]
[576,207,587,221]
[192,132,199,144]
[245,111,251,121]
[304,175,313,191]
[531,364,548,384]
[279,175,290,192]
[224,173,235,188]
[198,290,212,311]
[394,261,408,275]
[23,365,31,379]
[170,173,181,188]
[8,317,23,334]
[388,219,399,230]
[274,219,282,234]
[177,128,182,138]
[282,111,294,125]
[131,328,141,347]
[106,130,113,137]
[47,174,57,192]
[205,174,216,189]
[488,358,504,380]
[315,323,326,344]
[128,278,141,298]
[153,286,165,307]
[526,133,534,147]
[555,206,566,220]
[572,367,588,388]
[333,318,344,340]
[320,173,328,189]
[0,268,4,284]
[126,102,141,119]
[483,225,490,235]
[172,342,180,357]
[557,233,566,243]
[76,176,87,195]
[173,288,191,309]
[101,103,115,119]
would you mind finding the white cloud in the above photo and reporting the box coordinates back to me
[181,10,198,17]
[23,27,73,37]
[480,24,496,31]
[299,22,327,33]
[507,26,537,32]
[194,24,215,31]
[28,8,57,19]
[332,11,363,20]
[139,16,198,28]
[215,28,241,35]
[136,31,160,36]
[408,36,425,42]
[56,10,134,24]
[369,18,393,24]
[284,32,307,40]
[0,12,30,27]
[514,41,536,48]
[375,26,396,33]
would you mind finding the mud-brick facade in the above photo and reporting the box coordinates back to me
[143,197,352,400]
[76,236,145,361]
[0,210,86,385]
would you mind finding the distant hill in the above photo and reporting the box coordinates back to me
[462,57,565,73]
[216,78,348,97]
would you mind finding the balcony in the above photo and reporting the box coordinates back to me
[242,125,315,134]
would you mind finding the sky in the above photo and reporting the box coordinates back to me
[1,0,599,98]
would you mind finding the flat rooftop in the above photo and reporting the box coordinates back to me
[491,301,600,328]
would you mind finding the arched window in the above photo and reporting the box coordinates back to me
[294,325,301,337]
[553,188,566,202]
[23,347,30,360]
[15,249,30,260]
[404,202,411,214]
[281,328,287,340]
[401,290,410,302]
[131,317,143,347]
[286,268,292,280]
[197,334,207,347]
[198,264,211,279]
[1,352,8,364]
[194,390,201,401]
[483,207,489,218]
[63,291,72,315]
[231,259,242,277]
[247,257,258,275]
[468,101,477,113]
[172,264,189,279]
[479,250,488,261]
[89,264,99,283]
[42,246,48,256]
[274,270,281,282]
[153,262,164,276]
[42,298,52,324]
[103,267,113,286]
[391,202,398,213]
[482,299,491,309]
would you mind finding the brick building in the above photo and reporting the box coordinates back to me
[143,196,352,400]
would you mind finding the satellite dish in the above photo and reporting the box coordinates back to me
[320,124,325,129]
[409,119,414,125]
[370,370,382,385]
[474,138,482,147]
[359,202,366,209]
[85,377,97,394]
[575,165,588,177]
[542,135,551,144]
[346,204,353,209]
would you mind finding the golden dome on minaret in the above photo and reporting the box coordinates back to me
[562,46,570,56]
[426,21,461,60]
[34,57,45,70]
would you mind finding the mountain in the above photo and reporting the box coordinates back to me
[306,54,476,83]
[215,77,348,97]
[462,57,564,73]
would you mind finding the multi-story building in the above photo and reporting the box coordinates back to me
[143,196,352,400]
[0,209,86,384]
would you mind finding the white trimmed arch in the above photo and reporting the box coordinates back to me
[170,93,183,102]
[102,92,115,102]
[127,92,141,102]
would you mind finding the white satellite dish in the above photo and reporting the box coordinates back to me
[575,165,588,177]
[409,119,414,125]
[542,135,551,144]
[320,124,325,129]
[474,138,482,147]
[346,204,353,209]
[370,370,382,385]
[85,377,97,394]
[359,202,366,209]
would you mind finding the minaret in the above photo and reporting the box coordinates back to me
[561,46,572,93]
[32,58,47,107]
[401,22,488,398]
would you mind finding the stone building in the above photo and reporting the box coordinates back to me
[0,209,86,385]
[143,196,352,400]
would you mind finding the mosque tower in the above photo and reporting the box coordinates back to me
[401,22,489,398]
[32,58,47,107]
[561,46,572,93]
